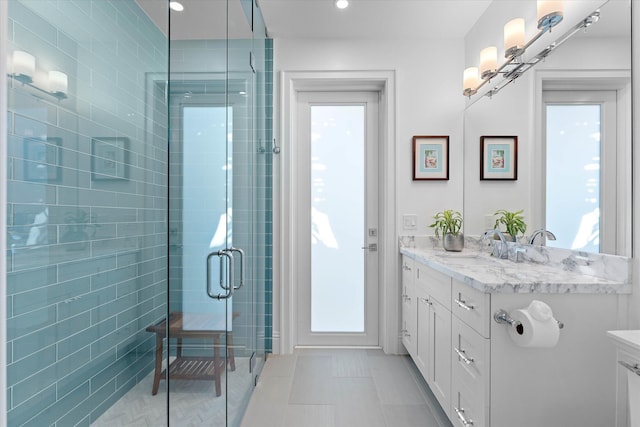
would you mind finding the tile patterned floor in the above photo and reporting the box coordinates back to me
[91,349,452,427]
[91,357,252,427]
[241,348,452,427]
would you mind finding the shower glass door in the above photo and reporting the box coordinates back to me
[167,0,266,425]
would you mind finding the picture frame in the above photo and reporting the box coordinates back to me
[91,137,130,181]
[412,135,449,181]
[480,135,518,181]
[24,137,62,182]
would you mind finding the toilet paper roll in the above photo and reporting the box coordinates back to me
[507,308,560,348]
[628,369,640,427]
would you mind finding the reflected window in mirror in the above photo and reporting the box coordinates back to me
[543,90,619,254]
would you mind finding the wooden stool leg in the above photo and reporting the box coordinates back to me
[227,332,235,371]
[177,337,183,358]
[213,335,222,397]
[152,335,163,395]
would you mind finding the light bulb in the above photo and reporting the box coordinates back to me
[463,67,479,96]
[504,18,525,58]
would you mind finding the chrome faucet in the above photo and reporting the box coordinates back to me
[483,229,508,259]
[528,229,556,245]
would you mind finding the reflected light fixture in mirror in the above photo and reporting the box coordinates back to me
[480,46,498,80]
[336,0,349,9]
[12,50,34,84]
[49,70,68,96]
[9,50,67,100]
[463,67,479,97]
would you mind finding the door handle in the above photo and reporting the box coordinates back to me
[229,247,245,290]
[206,250,234,300]
[361,243,377,251]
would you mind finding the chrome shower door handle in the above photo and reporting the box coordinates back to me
[206,250,234,300]
[229,247,245,290]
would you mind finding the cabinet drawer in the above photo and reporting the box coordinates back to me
[452,317,490,406]
[452,279,490,338]
[416,264,451,309]
[451,384,488,427]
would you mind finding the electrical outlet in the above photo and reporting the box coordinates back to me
[402,214,417,230]
[484,214,495,230]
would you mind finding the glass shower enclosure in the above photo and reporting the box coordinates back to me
[2,0,271,425]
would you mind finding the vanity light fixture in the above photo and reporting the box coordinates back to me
[504,18,526,58]
[462,1,600,99]
[335,0,349,10]
[537,0,563,30]
[480,46,498,80]
[8,50,68,100]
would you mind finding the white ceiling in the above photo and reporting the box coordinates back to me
[137,0,493,40]
[136,0,628,41]
[257,0,493,39]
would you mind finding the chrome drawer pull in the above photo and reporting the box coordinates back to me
[454,407,474,426]
[419,297,432,305]
[619,361,640,376]
[454,347,475,365]
[455,298,475,311]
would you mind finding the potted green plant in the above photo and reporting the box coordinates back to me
[429,209,464,251]
[493,209,527,242]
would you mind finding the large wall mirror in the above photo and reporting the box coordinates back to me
[463,0,632,256]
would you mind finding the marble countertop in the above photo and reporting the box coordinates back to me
[400,245,632,294]
[607,330,640,352]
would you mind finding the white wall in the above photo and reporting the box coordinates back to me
[273,37,465,352]
[630,0,640,329]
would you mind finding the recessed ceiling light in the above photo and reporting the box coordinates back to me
[335,0,349,10]
[169,2,184,12]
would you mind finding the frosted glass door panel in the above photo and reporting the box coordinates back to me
[311,106,365,333]
[546,104,601,253]
[182,105,232,326]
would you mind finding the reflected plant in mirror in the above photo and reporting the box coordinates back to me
[493,209,527,242]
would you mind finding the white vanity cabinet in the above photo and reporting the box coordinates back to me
[400,256,416,357]
[450,282,490,427]
[405,261,452,413]
[400,250,627,427]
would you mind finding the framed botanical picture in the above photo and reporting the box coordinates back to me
[480,135,518,181]
[24,137,62,182]
[412,135,449,181]
[91,137,130,181]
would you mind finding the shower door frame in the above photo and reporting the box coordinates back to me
[0,1,9,424]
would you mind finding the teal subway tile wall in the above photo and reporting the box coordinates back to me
[6,0,168,425]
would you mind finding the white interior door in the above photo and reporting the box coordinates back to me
[296,91,379,347]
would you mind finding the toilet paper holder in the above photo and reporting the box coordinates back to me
[493,309,564,331]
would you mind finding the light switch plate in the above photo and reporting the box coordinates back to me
[484,214,495,230]
[402,214,417,230]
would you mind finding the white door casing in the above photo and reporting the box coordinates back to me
[276,70,397,354]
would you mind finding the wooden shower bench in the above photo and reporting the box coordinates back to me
[146,311,237,397]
